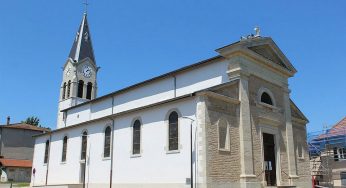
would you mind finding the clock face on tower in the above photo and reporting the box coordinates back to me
[83,65,92,78]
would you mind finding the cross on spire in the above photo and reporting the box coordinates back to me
[83,0,89,14]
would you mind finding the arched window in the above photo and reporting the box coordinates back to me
[81,131,88,160]
[86,82,92,100]
[168,111,179,151]
[261,92,273,105]
[67,80,71,98]
[77,80,84,98]
[62,82,66,100]
[44,140,50,164]
[218,118,230,150]
[104,126,111,158]
[62,136,68,162]
[132,120,141,155]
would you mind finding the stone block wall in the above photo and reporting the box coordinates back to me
[293,123,312,187]
[204,83,241,187]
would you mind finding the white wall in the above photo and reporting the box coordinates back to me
[47,119,112,185]
[63,58,228,128]
[33,98,197,187]
[112,99,196,185]
[31,135,50,186]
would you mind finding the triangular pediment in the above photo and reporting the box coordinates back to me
[248,44,287,70]
[216,37,297,75]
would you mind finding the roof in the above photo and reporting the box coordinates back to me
[61,55,223,112]
[68,13,95,63]
[0,159,32,168]
[0,123,49,132]
[318,117,346,139]
[61,36,296,113]
[290,99,309,123]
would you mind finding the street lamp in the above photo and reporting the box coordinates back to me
[81,134,88,188]
[182,116,195,188]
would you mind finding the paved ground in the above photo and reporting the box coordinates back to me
[0,183,29,188]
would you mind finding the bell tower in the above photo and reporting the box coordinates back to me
[57,13,98,129]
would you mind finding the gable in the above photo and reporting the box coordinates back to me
[248,44,287,70]
[290,99,308,123]
[216,37,297,76]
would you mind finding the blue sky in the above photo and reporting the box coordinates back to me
[0,1,345,132]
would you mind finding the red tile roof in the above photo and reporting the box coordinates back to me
[318,117,346,139]
[0,159,32,168]
[1,123,49,132]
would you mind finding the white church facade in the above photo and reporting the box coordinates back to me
[31,13,311,188]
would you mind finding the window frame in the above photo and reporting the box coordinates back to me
[257,87,277,108]
[61,136,68,163]
[77,80,84,98]
[67,80,71,98]
[296,140,304,159]
[217,117,231,152]
[80,130,88,161]
[62,82,66,100]
[165,109,181,153]
[131,118,142,157]
[261,92,273,105]
[103,125,112,159]
[86,82,92,100]
[44,140,50,164]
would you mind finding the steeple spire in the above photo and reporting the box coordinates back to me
[68,13,95,63]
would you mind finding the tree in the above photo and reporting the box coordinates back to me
[23,116,40,126]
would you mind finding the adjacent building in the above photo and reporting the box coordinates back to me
[0,120,48,182]
[309,117,346,188]
[31,13,311,188]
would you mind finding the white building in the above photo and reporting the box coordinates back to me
[31,13,311,188]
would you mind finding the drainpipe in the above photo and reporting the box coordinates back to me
[182,116,195,188]
[109,96,115,188]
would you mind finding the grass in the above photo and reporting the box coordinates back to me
[14,182,30,187]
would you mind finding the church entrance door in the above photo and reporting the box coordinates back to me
[263,133,276,186]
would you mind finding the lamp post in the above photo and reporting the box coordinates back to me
[182,116,195,188]
[82,134,88,188]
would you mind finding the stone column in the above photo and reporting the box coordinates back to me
[196,95,208,188]
[283,87,298,182]
[60,84,64,101]
[238,74,257,186]
[83,83,87,99]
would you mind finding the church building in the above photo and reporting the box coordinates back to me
[31,13,311,188]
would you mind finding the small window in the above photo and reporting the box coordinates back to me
[334,147,339,161]
[81,131,88,160]
[338,148,346,159]
[62,82,66,100]
[218,118,230,151]
[168,111,179,151]
[104,127,111,158]
[86,82,92,100]
[77,80,84,98]
[67,80,71,98]
[132,120,141,155]
[62,136,68,162]
[341,172,346,186]
[297,143,303,158]
[44,140,50,164]
[261,92,273,105]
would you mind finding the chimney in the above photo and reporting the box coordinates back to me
[6,116,10,125]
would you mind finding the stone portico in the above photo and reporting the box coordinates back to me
[195,38,310,188]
